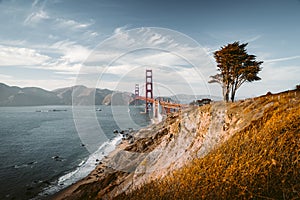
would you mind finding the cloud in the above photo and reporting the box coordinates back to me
[23,0,97,38]
[0,27,214,95]
[1,77,77,91]
[0,73,13,79]
[55,18,93,30]
[243,35,262,43]
[32,0,41,8]
[236,62,300,97]
[24,9,49,25]
[264,55,300,63]
[260,63,300,81]
[77,27,215,94]
[83,31,99,38]
[40,61,83,75]
[48,34,58,40]
[97,63,210,96]
[0,39,27,46]
[50,40,91,63]
[114,25,130,35]
[24,0,49,25]
[0,73,75,92]
[0,45,50,66]
[0,40,92,75]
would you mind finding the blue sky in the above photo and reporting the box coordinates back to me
[0,0,299,97]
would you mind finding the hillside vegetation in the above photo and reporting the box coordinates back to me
[115,89,300,199]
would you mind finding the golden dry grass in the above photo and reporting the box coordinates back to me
[115,90,300,200]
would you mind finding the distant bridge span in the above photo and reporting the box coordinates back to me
[134,69,188,115]
[135,96,186,110]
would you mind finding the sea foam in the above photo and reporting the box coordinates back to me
[37,134,123,198]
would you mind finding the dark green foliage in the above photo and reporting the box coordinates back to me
[209,42,263,102]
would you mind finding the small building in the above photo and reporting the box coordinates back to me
[190,98,212,106]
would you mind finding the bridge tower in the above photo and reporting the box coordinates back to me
[134,84,139,106]
[145,69,153,113]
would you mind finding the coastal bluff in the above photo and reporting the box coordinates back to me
[53,89,300,199]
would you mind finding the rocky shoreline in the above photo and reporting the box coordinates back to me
[50,116,172,199]
[50,104,221,199]
[50,89,300,199]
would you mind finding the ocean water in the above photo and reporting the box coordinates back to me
[0,105,150,200]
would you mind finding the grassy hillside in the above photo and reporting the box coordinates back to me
[116,90,300,199]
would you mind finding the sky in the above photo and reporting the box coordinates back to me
[0,0,299,98]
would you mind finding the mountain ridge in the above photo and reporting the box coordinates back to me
[0,83,117,106]
[0,83,220,106]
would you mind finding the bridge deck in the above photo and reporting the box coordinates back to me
[135,96,188,109]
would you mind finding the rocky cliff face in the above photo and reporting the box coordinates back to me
[54,89,300,200]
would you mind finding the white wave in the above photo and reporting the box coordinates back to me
[38,134,123,198]
[14,161,37,169]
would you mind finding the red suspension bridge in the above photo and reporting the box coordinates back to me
[134,69,188,115]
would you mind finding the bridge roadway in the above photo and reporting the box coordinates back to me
[135,96,188,111]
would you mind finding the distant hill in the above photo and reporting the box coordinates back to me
[0,83,61,106]
[0,83,221,106]
[102,92,134,106]
[0,83,130,106]
[52,85,114,105]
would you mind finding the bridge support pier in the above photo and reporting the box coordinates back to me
[145,69,153,113]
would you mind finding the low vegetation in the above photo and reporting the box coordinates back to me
[115,90,300,199]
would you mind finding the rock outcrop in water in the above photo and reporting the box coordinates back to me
[53,88,300,200]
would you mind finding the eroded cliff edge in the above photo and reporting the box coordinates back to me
[53,89,300,200]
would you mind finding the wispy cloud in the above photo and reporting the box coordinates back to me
[32,0,41,8]
[243,35,262,43]
[83,31,99,38]
[23,0,97,38]
[76,27,215,95]
[264,55,300,63]
[55,18,94,30]
[24,0,49,25]
[24,9,49,25]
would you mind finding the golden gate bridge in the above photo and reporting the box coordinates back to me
[133,69,188,116]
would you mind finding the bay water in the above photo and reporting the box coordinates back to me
[0,105,150,200]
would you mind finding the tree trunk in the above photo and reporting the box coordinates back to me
[223,84,230,102]
[231,89,236,102]
[231,82,237,102]
[225,92,229,102]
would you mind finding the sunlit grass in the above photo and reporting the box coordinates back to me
[115,90,300,199]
